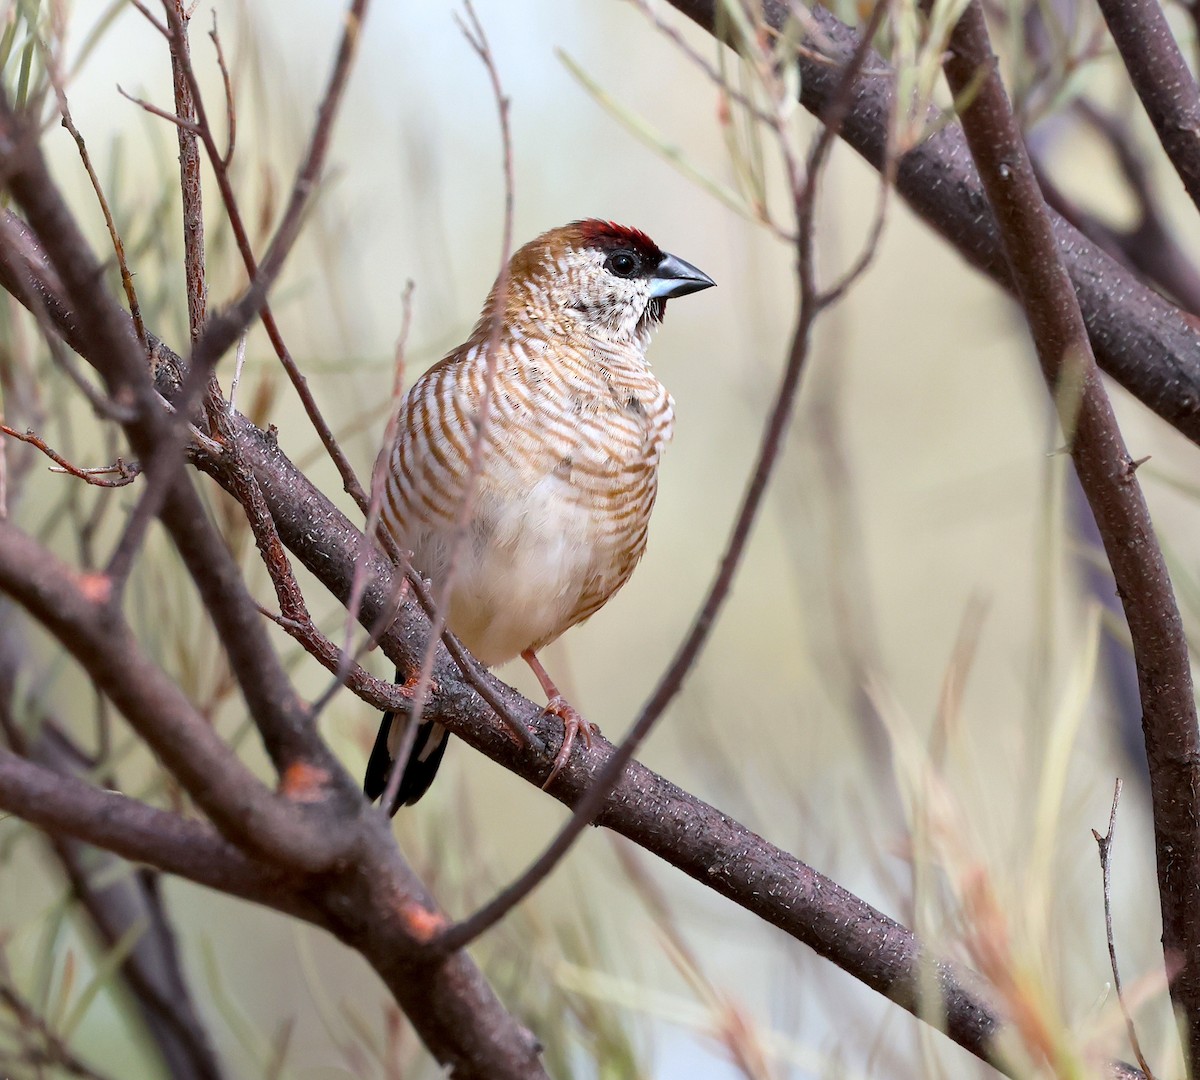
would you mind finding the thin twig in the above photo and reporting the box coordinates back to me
[208,11,236,167]
[0,425,139,487]
[629,0,779,128]
[262,603,415,713]
[1093,779,1156,1079]
[115,86,203,135]
[165,0,208,346]
[330,282,415,719]
[158,0,372,510]
[228,332,247,412]
[432,0,886,956]
[228,453,416,714]
[129,0,169,38]
[379,0,520,813]
[52,87,147,350]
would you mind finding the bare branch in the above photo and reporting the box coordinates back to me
[0,424,139,486]
[1094,0,1200,219]
[115,85,203,135]
[207,12,236,167]
[55,95,147,351]
[164,0,208,345]
[229,441,415,714]
[129,0,169,38]
[1094,779,1157,1079]
[380,0,522,811]
[666,0,1200,447]
[932,0,1200,1065]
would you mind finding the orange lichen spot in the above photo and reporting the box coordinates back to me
[77,572,113,605]
[278,760,331,803]
[397,668,435,697]
[398,901,447,943]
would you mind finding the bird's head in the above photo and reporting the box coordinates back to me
[482,220,715,348]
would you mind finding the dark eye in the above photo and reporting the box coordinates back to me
[605,250,641,278]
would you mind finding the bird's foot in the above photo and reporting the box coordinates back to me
[539,695,599,789]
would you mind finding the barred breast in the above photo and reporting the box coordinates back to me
[381,334,674,668]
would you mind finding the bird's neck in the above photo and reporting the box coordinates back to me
[472,307,655,367]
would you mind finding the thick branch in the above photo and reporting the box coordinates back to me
[0,625,226,1080]
[0,749,320,919]
[666,0,1200,444]
[1095,0,1200,217]
[936,0,1200,1065]
[0,519,351,872]
[0,214,1022,1067]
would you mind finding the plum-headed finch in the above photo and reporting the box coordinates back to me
[365,220,714,811]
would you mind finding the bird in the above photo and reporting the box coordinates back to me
[363,219,714,812]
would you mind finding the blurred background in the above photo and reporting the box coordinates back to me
[5,0,1200,1076]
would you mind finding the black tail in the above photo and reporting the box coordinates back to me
[364,674,449,813]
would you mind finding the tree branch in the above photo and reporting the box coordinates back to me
[934,0,1200,1066]
[1094,0,1200,218]
[185,367,1017,1068]
[0,748,320,919]
[665,0,1200,445]
[0,518,352,872]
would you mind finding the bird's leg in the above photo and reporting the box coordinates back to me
[521,649,597,788]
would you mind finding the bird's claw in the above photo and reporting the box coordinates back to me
[539,695,597,789]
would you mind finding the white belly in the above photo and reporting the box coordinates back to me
[409,471,639,667]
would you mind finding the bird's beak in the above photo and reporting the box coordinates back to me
[648,251,716,299]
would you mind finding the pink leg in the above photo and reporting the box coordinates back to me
[521,649,596,788]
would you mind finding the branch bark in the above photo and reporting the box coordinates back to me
[666,0,1200,445]
[0,619,228,1080]
[1094,0,1200,218]
[934,0,1200,1066]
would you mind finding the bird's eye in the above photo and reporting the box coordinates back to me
[605,250,641,278]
